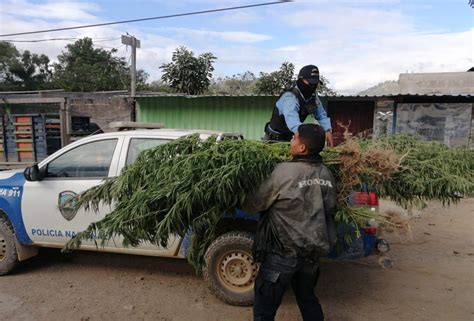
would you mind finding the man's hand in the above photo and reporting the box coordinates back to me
[326,130,334,147]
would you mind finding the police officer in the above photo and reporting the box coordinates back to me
[244,123,337,321]
[263,65,334,146]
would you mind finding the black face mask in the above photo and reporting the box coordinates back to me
[297,79,317,100]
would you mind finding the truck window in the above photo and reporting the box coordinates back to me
[45,139,118,178]
[126,138,169,166]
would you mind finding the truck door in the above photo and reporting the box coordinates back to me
[22,135,183,258]
[115,136,181,257]
[21,137,123,246]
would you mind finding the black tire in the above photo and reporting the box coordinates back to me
[203,231,257,306]
[0,215,19,275]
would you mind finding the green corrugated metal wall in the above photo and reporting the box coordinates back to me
[136,96,277,140]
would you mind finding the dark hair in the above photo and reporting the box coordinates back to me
[297,123,326,155]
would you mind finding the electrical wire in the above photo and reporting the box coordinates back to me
[5,37,78,43]
[4,37,121,43]
[0,1,291,37]
[94,43,124,50]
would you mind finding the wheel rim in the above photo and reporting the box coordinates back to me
[0,233,6,262]
[218,250,258,293]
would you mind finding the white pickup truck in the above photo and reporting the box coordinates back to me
[0,128,258,306]
[0,127,390,306]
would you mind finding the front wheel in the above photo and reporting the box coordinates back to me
[203,231,258,306]
[0,216,19,275]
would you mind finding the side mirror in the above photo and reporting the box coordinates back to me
[24,164,43,182]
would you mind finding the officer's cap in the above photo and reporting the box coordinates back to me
[298,65,320,85]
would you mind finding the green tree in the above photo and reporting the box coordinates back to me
[0,41,19,89]
[255,62,295,95]
[147,80,173,93]
[53,38,129,92]
[208,71,257,95]
[255,62,337,96]
[160,46,217,95]
[0,41,52,91]
[8,50,52,90]
[136,69,150,91]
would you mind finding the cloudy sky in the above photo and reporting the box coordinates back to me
[0,0,472,94]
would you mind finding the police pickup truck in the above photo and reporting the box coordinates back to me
[0,127,389,306]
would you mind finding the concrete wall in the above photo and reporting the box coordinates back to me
[69,96,133,132]
[399,72,474,95]
[0,93,133,133]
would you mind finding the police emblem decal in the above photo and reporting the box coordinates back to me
[58,191,78,221]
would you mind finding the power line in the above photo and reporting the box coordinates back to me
[92,37,122,43]
[0,1,292,37]
[4,37,121,43]
[94,43,124,50]
[5,37,77,43]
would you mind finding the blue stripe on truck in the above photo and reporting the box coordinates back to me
[0,172,32,244]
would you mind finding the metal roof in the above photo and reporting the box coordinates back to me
[133,92,472,99]
[0,90,471,100]
[328,93,472,98]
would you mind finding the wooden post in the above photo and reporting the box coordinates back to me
[468,103,473,148]
[59,99,70,147]
[392,103,398,135]
[121,35,141,98]
[65,98,72,138]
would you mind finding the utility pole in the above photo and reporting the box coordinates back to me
[121,35,141,97]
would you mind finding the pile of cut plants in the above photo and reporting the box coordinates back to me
[64,134,474,272]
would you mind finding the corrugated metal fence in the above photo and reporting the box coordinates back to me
[136,96,276,140]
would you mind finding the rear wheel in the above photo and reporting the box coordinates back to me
[0,216,19,275]
[203,231,257,306]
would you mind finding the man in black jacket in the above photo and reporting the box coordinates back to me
[243,123,336,321]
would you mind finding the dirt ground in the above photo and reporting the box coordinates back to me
[1,198,473,321]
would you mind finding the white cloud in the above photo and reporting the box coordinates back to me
[0,0,124,64]
[170,28,272,44]
[283,6,414,36]
[0,13,123,63]
[140,34,181,48]
[315,28,472,94]
[135,34,182,79]
[0,0,471,95]
[0,0,121,61]
[195,27,471,94]
[215,11,261,25]
[274,4,471,93]
[275,46,300,52]
[1,0,100,21]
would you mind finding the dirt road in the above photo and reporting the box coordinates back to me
[1,199,473,321]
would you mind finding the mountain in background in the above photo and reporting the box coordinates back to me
[357,80,399,95]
